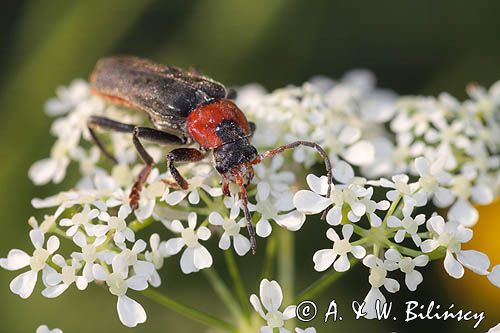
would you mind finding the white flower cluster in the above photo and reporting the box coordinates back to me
[237,70,397,168]
[0,72,499,331]
[294,158,499,317]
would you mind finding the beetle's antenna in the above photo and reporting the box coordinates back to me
[251,140,332,219]
[235,173,257,255]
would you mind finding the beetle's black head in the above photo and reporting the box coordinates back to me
[213,138,258,175]
[213,119,258,175]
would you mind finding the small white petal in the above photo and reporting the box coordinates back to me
[334,254,350,272]
[197,227,211,241]
[30,230,45,249]
[351,246,366,259]
[487,265,500,287]
[420,239,439,253]
[444,251,464,279]
[293,190,330,214]
[42,284,69,298]
[275,211,305,231]
[127,276,149,291]
[326,207,342,226]
[208,212,224,226]
[164,238,185,255]
[233,235,251,256]
[283,305,297,320]
[0,249,30,270]
[384,278,400,293]
[456,250,490,275]
[256,219,272,238]
[260,279,283,312]
[180,248,197,274]
[193,246,213,270]
[313,249,336,272]
[405,270,423,291]
[117,295,147,327]
[218,234,231,250]
[10,270,38,299]
[250,294,266,319]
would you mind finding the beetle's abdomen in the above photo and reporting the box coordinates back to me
[186,99,251,148]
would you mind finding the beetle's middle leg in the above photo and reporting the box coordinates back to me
[167,148,205,190]
[87,115,186,209]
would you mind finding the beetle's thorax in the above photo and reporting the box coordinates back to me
[186,99,251,148]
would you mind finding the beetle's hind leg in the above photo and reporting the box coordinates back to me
[87,116,185,209]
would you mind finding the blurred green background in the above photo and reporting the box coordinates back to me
[0,1,499,332]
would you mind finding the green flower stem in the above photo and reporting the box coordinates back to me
[383,240,423,257]
[278,228,295,329]
[224,250,251,318]
[382,194,403,227]
[261,233,277,279]
[203,268,244,322]
[278,228,295,306]
[141,288,236,332]
[129,216,156,232]
[295,257,358,302]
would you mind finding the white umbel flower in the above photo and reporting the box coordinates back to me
[313,224,366,272]
[92,256,148,327]
[0,230,59,299]
[208,212,251,256]
[42,254,88,298]
[95,205,135,244]
[362,254,400,319]
[250,279,296,333]
[384,249,428,291]
[421,216,490,279]
[163,212,213,274]
[387,213,426,246]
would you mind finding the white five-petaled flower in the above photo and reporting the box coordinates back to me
[163,213,213,274]
[379,174,427,215]
[250,279,296,333]
[70,231,106,282]
[95,205,135,244]
[92,256,148,328]
[251,182,302,237]
[0,230,59,299]
[162,165,222,206]
[384,249,428,291]
[36,324,63,333]
[294,174,370,226]
[362,254,400,319]
[313,224,366,272]
[421,216,490,279]
[115,240,156,280]
[59,204,99,237]
[414,157,453,207]
[42,254,88,298]
[208,212,251,256]
[387,213,426,246]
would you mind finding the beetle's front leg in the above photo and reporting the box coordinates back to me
[167,148,205,190]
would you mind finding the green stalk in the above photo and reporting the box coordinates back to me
[295,258,358,302]
[224,250,250,318]
[260,233,277,279]
[141,288,236,332]
[129,217,156,232]
[203,268,244,321]
[278,228,295,306]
